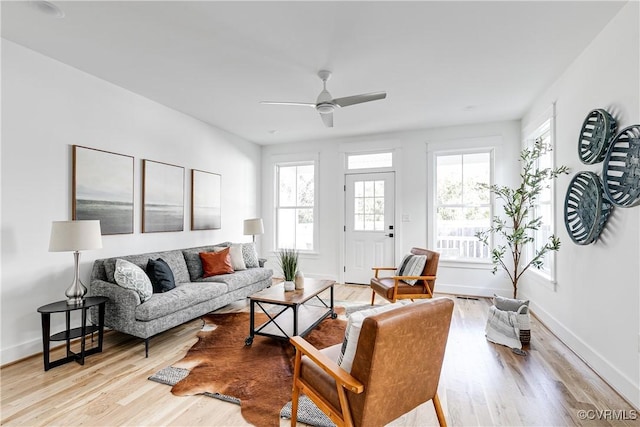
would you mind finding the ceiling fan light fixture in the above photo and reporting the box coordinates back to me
[316,103,334,114]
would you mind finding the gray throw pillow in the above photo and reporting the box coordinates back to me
[493,294,529,314]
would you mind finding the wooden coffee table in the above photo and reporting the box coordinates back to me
[245,278,336,345]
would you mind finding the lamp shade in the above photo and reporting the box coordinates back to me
[243,218,264,236]
[49,220,103,252]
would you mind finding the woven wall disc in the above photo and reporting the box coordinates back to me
[564,172,613,245]
[578,109,617,164]
[602,125,640,207]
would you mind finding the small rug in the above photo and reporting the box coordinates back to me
[149,311,346,427]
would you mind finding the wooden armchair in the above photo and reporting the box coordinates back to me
[370,247,440,304]
[290,298,454,427]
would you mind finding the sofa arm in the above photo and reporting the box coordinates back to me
[89,279,140,328]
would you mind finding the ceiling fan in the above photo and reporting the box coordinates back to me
[260,70,387,128]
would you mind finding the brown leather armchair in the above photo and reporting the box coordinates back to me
[290,298,454,427]
[370,247,440,304]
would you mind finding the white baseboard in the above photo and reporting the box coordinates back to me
[1,338,42,367]
[434,283,504,298]
[530,301,640,410]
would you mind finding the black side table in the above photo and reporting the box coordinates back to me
[37,296,108,371]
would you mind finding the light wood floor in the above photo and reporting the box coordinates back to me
[1,285,636,426]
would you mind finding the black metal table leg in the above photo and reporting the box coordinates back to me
[41,313,51,371]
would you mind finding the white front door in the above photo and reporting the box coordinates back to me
[344,172,395,284]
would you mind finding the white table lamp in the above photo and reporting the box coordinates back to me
[49,220,103,305]
[243,218,264,243]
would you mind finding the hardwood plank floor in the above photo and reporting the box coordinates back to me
[1,285,636,426]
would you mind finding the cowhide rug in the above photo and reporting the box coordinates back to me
[169,311,346,427]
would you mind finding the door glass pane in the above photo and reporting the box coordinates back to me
[353,179,386,231]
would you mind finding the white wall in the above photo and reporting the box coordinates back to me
[261,120,521,297]
[521,2,640,408]
[0,40,262,364]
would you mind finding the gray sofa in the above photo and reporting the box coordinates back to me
[89,243,272,356]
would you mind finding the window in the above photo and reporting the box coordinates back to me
[276,162,316,251]
[434,151,492,260]
[529,120,554,278]
[347,152,392,170]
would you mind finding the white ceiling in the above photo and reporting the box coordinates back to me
[1,1,626,145]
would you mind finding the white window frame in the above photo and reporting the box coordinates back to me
[432,148,494,264]
[274,158,319,254]
[526,117,557,283]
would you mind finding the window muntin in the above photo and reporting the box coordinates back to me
[276,163,315,251]
[435,151,491,260]
[347,152,392,170]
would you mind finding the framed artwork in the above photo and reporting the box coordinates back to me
[191,169,221,230]
[142,160,185,233]
[73,145,134,235]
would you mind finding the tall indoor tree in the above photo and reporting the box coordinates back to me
[476,140,569,298]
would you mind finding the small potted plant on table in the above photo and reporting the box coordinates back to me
[278,248,298,291]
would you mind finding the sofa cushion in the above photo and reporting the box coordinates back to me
[196,268,272,292]
[135,282,228,322]
[182,244,230,281]
[200,248,234,277]
[146,258,176,293]
[105,250,190,284]
[114,259,153,303]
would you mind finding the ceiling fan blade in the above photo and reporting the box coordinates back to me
[333,92,387,108]
[259,101,316,107]
[320,112,333,128]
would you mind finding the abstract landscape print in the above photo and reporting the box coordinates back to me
[191,169,221,230]
[142,160,185,233]
[73,145,134,235]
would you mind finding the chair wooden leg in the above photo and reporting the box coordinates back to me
[433,393,447,427]
[291,351,303,426]
[370,290,376,305]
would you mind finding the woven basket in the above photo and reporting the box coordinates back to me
[564,171,613,245]
[602,125,640,207]
[578,109,617,164]
[516,305,531,345]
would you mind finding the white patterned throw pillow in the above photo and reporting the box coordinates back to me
[337,303,407,373]
[395,254,427,285]
[114,259,153,303]
[241,242,259,268]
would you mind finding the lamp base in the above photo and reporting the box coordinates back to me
[65,251,87,305]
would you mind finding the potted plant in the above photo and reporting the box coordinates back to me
[475,139,569,299]
[278,248,298,291]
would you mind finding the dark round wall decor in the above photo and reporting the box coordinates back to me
[564,171,613,245]
[578,109,617,164]
[602,125,640,207]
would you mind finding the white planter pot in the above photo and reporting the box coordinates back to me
[284,280,295,291]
